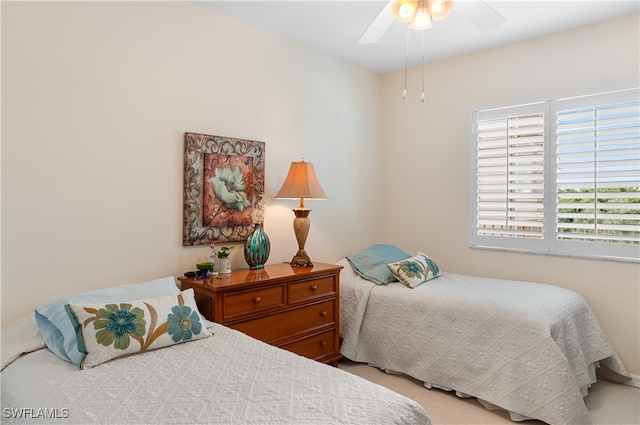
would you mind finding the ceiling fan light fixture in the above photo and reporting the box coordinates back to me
[428,0,455,21]
[392,0,417,23]
[409,1,432,30]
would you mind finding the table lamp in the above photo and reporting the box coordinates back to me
[275,159,328,267]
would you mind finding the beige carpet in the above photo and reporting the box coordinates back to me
[338,359,640,425]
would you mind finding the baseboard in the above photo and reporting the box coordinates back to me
[626,374,640,389]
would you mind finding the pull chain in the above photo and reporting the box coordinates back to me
[421,30,425,103]
[403,27,427,103]
[403,25,409,100]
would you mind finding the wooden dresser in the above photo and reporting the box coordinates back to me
[177,262,343,365]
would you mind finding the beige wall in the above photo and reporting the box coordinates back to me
[380,14,640,377]
[1,1,383,321]
[2,2,638,378]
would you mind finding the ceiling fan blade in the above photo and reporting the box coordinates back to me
[456,0,506,32]
[358,1,395,45]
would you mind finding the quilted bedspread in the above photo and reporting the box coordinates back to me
[337,259,630,425]
[1,319,430,425]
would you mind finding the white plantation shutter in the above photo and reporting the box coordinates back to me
[471,102,548,252]
[477,109,545,238]
[470,88,639,261]
[554,89,640,251]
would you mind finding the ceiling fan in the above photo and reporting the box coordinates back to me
[359,0,506,44]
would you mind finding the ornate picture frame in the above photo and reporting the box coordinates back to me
[183,132,265,246]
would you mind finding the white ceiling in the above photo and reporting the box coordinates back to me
[191,1,639,75]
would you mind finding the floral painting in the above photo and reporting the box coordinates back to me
[183,132,265,246]
[203,155,253,228]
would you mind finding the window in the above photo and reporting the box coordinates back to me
[470,88,640,262]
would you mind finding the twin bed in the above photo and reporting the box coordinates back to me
[1,246,630,425]
[338,244,631,425]
[1,277,431,425]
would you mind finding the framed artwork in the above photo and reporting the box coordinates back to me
[183,132,265,246]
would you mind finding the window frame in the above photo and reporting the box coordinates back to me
[469,88,640,263]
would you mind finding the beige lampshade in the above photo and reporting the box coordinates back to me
[275,159,328,202]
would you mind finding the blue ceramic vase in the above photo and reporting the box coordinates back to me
[244,223,270,269]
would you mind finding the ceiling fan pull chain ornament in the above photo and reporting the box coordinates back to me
[403,17,427,102]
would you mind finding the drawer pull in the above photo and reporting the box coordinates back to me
[254,297,261,304]
[310,285,318,292]
[321,341,327,348]
[320,311,327,317]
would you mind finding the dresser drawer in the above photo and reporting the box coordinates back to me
[177,262,343,365]
[231,300,334,343]
[222,285,285,320]
[280,329,337,360]
[288,276,335,304]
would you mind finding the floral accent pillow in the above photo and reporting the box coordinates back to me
[387,252,441,288]
[65,289,211,369]
[34,277,179,365]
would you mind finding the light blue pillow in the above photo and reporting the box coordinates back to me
[34,277,179,365]
[345,244,410,285]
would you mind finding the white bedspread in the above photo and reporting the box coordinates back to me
[338,259,630,425]
[1,319,431,425]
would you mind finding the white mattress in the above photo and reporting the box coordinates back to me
[1,318,431,425]
[338,259,630,425]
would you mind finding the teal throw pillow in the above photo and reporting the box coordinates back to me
[346,244,410,285]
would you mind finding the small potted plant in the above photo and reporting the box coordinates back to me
[214,245,233,274]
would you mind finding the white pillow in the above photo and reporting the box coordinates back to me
[66,289,210,369]
[1,314,46,371]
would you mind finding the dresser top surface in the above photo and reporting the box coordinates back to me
[178,262,343,290]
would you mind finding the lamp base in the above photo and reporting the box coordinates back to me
[290,249,313,268]
[290,208,313,268]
